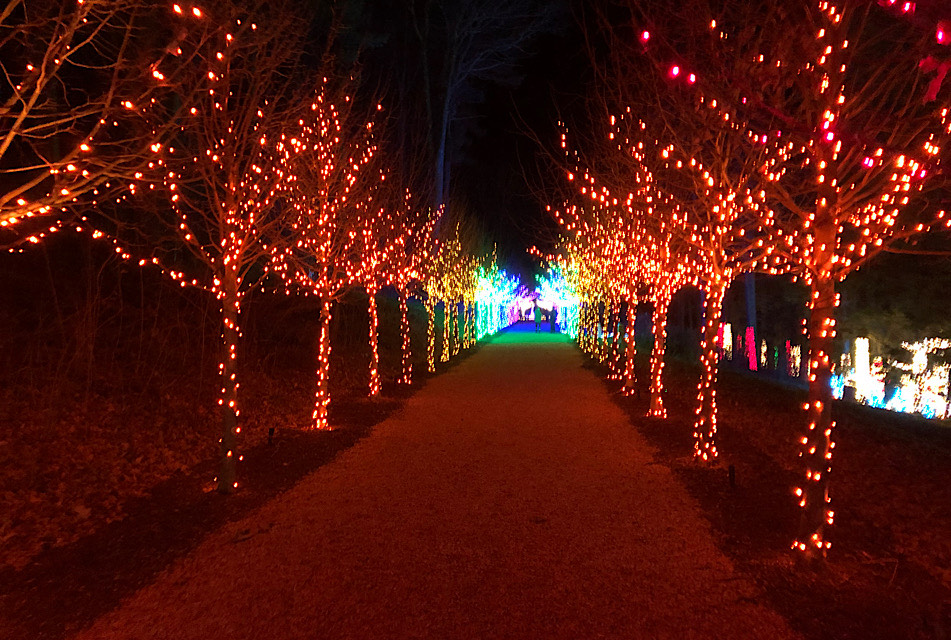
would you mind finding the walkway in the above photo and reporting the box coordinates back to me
[71,325,797,639]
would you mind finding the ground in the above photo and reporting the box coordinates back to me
[1,324,949,639]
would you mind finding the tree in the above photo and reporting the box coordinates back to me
[378,189,441,386]
[0,0,204,231]
[406,0,562,208]
[270,79,383,429]
[604,0,951,556]
[145,0,307,493]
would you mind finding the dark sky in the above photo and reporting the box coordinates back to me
[454,4,590,286]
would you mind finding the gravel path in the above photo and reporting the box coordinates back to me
[71,327,798,639]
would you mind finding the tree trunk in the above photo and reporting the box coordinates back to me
[466,301,474,346]
[622,297,637,396]
[578,301,586,351]
[399,289,412,384]
[694,277,729,462]
[609,298,623,378]
[597,299,608,363]
[426,298,436,372]
[585,300,595,354]
[587,300,597,355]
[434,86,452,208]
[217,267,241,494]
[583,300,594,354]
[440,300,450,362]
[312,297,333,430]
[451,299,460,356]
[470,302,475,343]
[367,285,381,397]
[794,274,837,557]
[649,290,671,418]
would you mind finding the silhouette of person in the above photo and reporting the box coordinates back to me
[550,305,558,332]
[533,301,541,332]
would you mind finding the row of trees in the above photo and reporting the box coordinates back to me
[2,0,521,493]
[550,0,951,557]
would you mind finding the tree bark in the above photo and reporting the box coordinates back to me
[609,298,623,378]
[466,301,474,346]
[367,285,381,397]
[583,300,594,354]
[577,301,586,351]
[312,296,333,430]
[694,277,729,462]
[399,289,412,384]
[597,300,607,362]
[434,86,452,208]
[586,300,597,355]
[649,289,672,418]
[452,301,462,356]
[794,273,837,557]
[217,265,241,494]
[622,297,637,395]
[440,300,450,362]
[426,298,436,372]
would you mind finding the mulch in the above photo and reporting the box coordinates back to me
[603,357,951,640]
[3,335,949,639]
[0,384,418,640]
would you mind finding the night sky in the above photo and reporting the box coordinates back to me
[428,0,588,286]
[457,9,587,286]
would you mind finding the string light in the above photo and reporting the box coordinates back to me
[2,3,206,233]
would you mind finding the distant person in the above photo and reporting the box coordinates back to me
[533,301,541,332]
[550,306,558,333]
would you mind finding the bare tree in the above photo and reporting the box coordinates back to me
[407,0,561,208]
[590,0,951,556]
[0,0,207,231]
[270,79,383,430]
[138,0,308,493]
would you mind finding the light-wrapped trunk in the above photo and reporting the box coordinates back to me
[622,298,637,396]
[440,300,450,363]
[426,298,436,372]
[399,289,412,384]
[367,284,380,397]
[466,302,474,346]
[312,296,333,430]
[794,273,837,557]
[452,301,462,356]
[693,278,728,462]
[609,298,623,378]
[597,299,608,363]
[578,301,588,351]
[216,265,241,494]
[649,290,671,419]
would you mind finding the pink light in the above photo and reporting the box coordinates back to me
[901,2,914,13]
[670,65,681,77]
[641,30,651,42]
[688,73,696,84]
[825,131,835,142]
[746,326,757,371]
[939,23,949,44]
